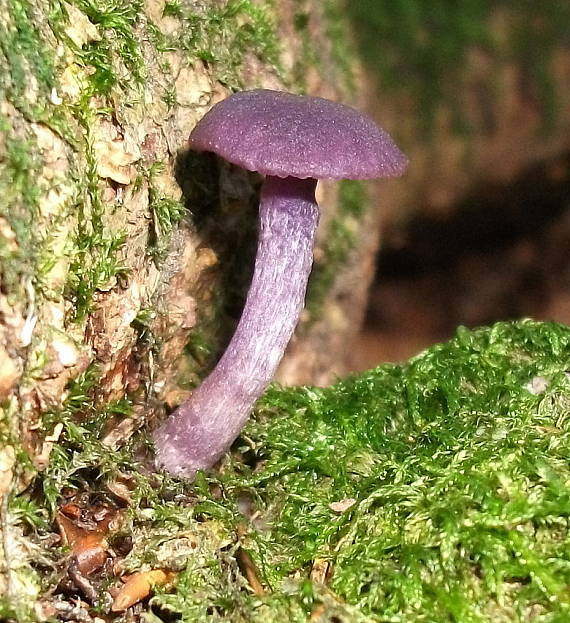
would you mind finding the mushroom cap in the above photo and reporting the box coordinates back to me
[189,89,408,180]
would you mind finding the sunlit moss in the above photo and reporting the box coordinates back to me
[7,320,570,621]
[221,320,570,621]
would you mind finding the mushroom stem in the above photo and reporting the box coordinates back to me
[154,176,319,477]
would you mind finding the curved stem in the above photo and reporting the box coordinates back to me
[154,176,319,477]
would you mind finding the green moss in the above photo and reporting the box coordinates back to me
[64,220,128,322]
[163,0,183,19]
[0,1,133,319]
[306,179,367,317]
[131,306,158,345]
[7,320,570,621]
[216,320,570,621]
[8,496,51,534]
[0,0,74,142]
[36,365,135,513]
[166,0,282,90]
[287,0,357,97]
[63,106,128,321]
[0,598,37,623]
[0,133,39,300]
[69,0,145,95]
[161,84,177,110]
[144,162,186,261]
[185,328,218,371]
[0,0,57,116]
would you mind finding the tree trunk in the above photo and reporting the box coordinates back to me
[0,0,382,513]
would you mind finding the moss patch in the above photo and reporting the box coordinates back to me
[63,110,129,322]
[227,319,570,621]
[6,320,570,621]
[0,0,66,133]
[70,0,146,95]
[157,0,281,91]
[154,319,570,621]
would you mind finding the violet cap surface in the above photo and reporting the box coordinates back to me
[189,89,408,180]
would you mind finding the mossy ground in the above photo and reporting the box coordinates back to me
[4,320,570,621]
[233,320,570,622]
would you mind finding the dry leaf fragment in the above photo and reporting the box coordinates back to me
[111,569,175,612]
[56,511,109,575]
[328,498,357,513]
[0,445,16,499]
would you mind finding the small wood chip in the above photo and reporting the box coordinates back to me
[328,498,357,513]
[236,547,265,596]
[111,569,175,612]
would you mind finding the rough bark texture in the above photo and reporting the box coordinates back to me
[0,0,379,518]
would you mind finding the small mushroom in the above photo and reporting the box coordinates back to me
[154,89,407,477]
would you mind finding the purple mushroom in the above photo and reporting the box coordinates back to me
[154,89,407,478]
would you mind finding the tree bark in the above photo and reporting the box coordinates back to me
[0,0,379,490]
